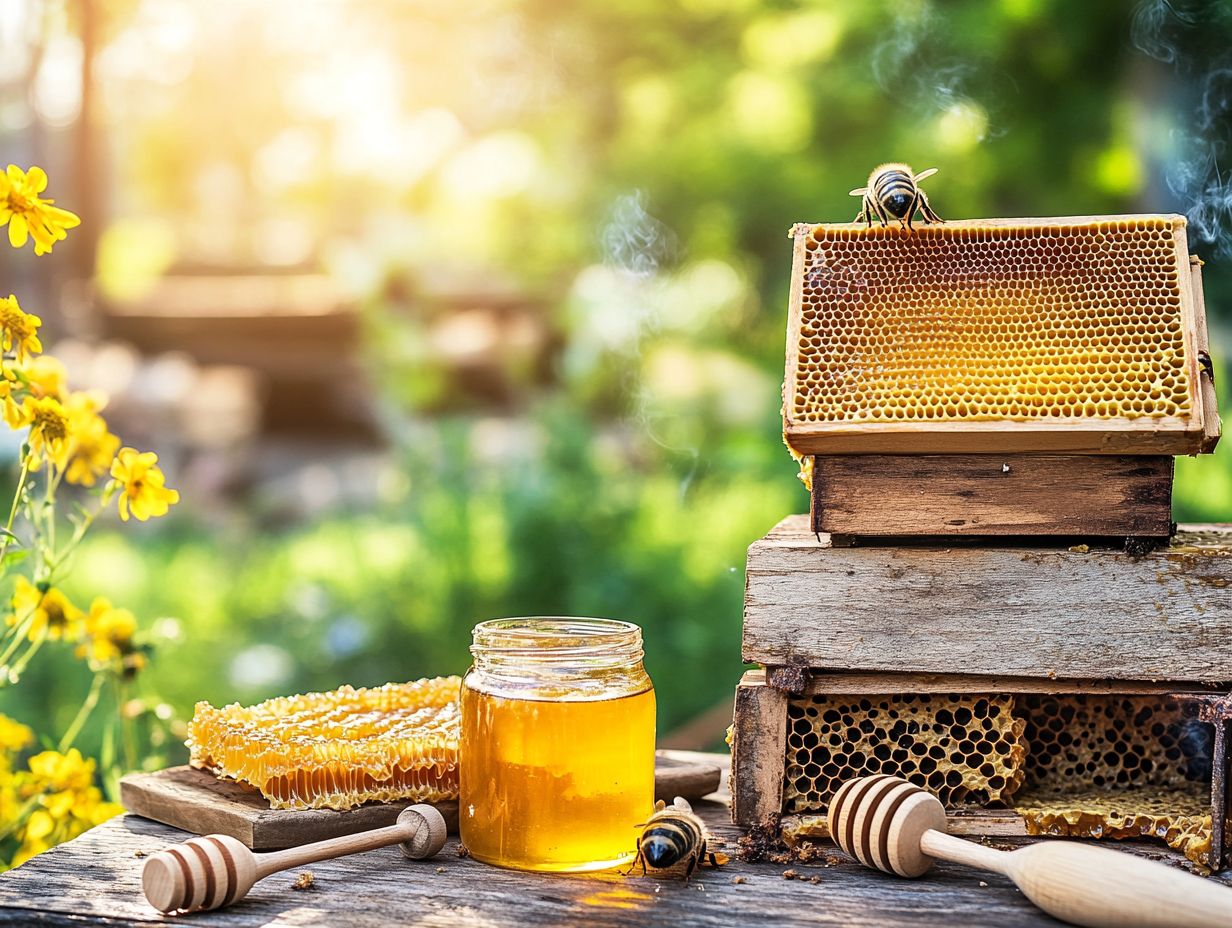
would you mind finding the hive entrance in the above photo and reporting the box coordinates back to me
[783,692,1215,864]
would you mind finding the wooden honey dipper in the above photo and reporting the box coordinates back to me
[828,775,1232,928]
[142,804,447,914]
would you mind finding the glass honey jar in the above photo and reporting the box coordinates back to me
[459,617,656,872]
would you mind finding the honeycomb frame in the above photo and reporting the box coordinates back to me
[782,215,1216,456]
[770,686,1226,868]
[187,677,461,811]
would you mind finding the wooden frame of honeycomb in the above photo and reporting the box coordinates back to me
[783,216,1220,456]
[731,670,1232,870]
[187,677,460,811]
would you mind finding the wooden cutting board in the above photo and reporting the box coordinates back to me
[120,751,723,850]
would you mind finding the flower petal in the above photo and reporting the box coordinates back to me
[25,166,47,193]
[8,215,28,248]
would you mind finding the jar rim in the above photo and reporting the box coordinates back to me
[470,617,642,660]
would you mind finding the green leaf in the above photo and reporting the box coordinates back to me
[2,550,28,567]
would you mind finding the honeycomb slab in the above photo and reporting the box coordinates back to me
[187,677,460,811]
[780,691,1219,865]
[784,694,1027,811]
[783,215,1212,454]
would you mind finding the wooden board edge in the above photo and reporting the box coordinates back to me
[120,775,257,847]
[794,214,1189,232]
[781,230,808,438]
[796,671,1230,696]
[730,671,788,828]
[1189,257,1222,453]
[783,419,1207,456]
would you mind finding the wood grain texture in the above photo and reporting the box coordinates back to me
[5,758,1226,928]
[810,454,1173,537]
[743,516,1232,682]
[1190,258,1223,454]
[730,671,788,827]
[121,754,722,850]
[796,671,1222,696]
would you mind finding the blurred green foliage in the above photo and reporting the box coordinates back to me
[6,0,1232,761]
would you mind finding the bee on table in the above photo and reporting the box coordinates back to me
[850,163,942,230]
[628,797,728,881]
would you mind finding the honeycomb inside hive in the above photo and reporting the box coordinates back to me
[781,692,1219,865]
[783,694,1028,811]
[187,676,460,811]
[786,216,1195,432]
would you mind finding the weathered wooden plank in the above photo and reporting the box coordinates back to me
[810,454,1173,537]
[743,516,1232,682]
[797,671,1223,696]
[1189,257,1223,454]
[121,754,722,850]
[4,769,1224,928]
[730,671,787,828]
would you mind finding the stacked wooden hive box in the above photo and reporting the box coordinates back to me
[730,215,1232,870]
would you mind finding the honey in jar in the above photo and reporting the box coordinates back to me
[459,618,656,872]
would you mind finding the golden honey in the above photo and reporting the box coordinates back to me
[788,217,1193,427]
[459,618,656,872]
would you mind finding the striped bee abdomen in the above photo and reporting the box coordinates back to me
[639,816,703,869]
[874,168,916,218]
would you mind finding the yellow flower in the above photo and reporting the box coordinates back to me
[63,392,119,486]
[5,577,83,643]
[0,165,81,255]
[24,748,94,794]
[9,748,121,867]
[110,447,179,521]
[18,355,67,400]
[76,597,138,666]
[0,295,42,362]
[0,714,32,754]
[11,395,70,465]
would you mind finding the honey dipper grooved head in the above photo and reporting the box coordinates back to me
[827,775,947,878]
[142,834,256,914]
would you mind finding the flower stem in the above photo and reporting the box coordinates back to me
[57,671,106,752]
[0,457,30,568]
[5,625,47,682]
[44,495,105,587]
[0,606,38,672]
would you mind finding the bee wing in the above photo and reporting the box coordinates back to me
[913,168,938,182]
[672,797,695,813]
[848,187,868,196]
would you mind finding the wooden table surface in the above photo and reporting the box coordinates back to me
[0,752,1227,927]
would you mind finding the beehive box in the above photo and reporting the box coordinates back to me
[731,669,1232,870]
[784,215,1220,456]
[742,518,1232,681]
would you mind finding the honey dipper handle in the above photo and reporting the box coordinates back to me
[917,829,1012,876]
[255,823,409,878]
[255,805,447,879]
[922,830,1232,928]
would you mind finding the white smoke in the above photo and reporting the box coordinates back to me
[600,190,678,280]
[1134,1,1232,254]
[870,1,1011,139]
[1131,0,1198,65]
